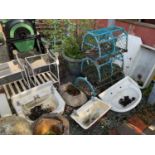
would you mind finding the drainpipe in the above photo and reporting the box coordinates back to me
[108,19,115,26]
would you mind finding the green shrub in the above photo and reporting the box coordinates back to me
[38,19,95,57]
[63,35,84,59]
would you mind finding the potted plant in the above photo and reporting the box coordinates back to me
[37,19,95,75]
[62,20,96,75]
[62,35,84,75]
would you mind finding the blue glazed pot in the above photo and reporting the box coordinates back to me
[62,51,82,76]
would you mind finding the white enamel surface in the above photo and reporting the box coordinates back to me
[11,81,65,121]
[0,94,12,117]
[129,45,155,89]
[123,35,142,75]
[99,76,142,112]
[71,97,111,129]
[123,35,155,89]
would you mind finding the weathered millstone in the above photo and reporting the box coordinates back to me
[0,116,32,135]
[33,114,69,135]
[59,82,87,107]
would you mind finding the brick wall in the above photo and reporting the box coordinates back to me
[96,19,155,47]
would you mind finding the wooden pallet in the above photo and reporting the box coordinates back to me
[2,71,58,99]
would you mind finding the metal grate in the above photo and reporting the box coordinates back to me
[2,71,58,99]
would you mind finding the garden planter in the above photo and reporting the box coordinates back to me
[59,82,87,107]
[32,114,69,135]
[62,51,82,76]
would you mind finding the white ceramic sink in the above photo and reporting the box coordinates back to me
[123,35,142,75]
[71,97,111,129]
[122,35,155,89]
[129,44,155,89]
[99,76,142,113]
[11,81,65,121]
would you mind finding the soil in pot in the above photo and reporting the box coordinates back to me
[59,83,87,107]
[66,84,80,96]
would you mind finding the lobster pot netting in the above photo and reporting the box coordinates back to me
[82,26,128,57]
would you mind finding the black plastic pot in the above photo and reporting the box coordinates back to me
[62,50,82,76]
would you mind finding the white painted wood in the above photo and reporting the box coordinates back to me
[0,94,12,117]
[14,81,21,93]
[8,83,15,96]
[41,73,49,82]
[3,85,10,99]
[19,80,26,91]
[38,74,45,83]
[45,72,56,83]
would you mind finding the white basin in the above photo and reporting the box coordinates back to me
[99,76,142,112]
[71,97,111,129]
[123,35,142,75]
[129,44,155,89]
[122,35,155,89]
[11,81,65,121]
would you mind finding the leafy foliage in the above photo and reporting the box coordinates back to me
[38,19,96,57]
[63,35,84,59]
